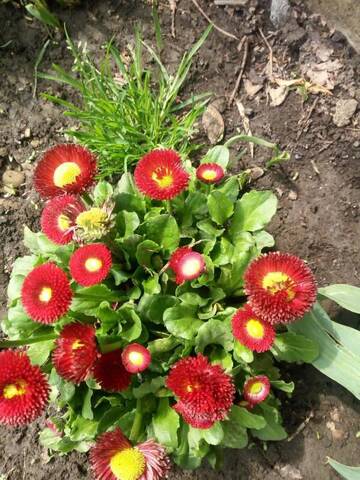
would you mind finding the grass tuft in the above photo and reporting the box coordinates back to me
[39,24,212,179]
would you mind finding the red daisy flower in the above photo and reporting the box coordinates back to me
[196,163,224,184]
[21,263,72,324]
[34,144,97,198]
[244,252,317,324]
[232,304,275,353]
[69,243,112,287]
[93,350,131,392]
[90,428,171,480]
[243,375,270,405]
[53,323,98,384]
[0,350,49,426]
[41,194,85,245]
[122,344,151,374]
[134,149,189,200]
[168,247,205,285]
[166,354,235,429]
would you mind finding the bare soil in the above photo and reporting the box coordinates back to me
[0,1,359,479]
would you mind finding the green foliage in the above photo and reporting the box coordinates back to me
[39,27,212,179]
[327,458,360,479]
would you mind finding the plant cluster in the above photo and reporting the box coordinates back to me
[0,140,322,479]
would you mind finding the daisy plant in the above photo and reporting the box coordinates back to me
[1,139,360,480]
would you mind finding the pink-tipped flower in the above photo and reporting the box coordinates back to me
[232,304,275,353]
[196,163,224,184]
[243,375,270,406]
[41,194,85,245]
[93,350,131,392]
[122,344,151,374]
[0,350,49,426]
[21,263,72,324]
[90,428,171,480]
[69,243,112,287]
[52,323,98,384]
[244,252,317,324]
[34,144,97,198]
[168,247,205,285]
[166,354,235,429]
[134,149,189,200]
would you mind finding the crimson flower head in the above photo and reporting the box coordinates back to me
[134,149,189,200]
[196,163,224,184]
[34,144,97,198]
[122,344,151,374]
[0,350,49,426]
[168,247,205,285]
[41,194,85,245]
[69,243,112,287]
[93,350,131,392]
[90,428,171,480]
[232,304,275,353]
[53,323,98,384]
[243,375,270,406]
[244,252,317,324]
[21,263,72,324]
[166,354,235,429]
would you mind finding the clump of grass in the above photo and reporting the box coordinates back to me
[39,21,212,179]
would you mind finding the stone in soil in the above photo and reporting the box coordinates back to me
[333,98,358,127]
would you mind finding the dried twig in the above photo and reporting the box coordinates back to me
[168,0,177,38]
[287,411,314,442]
[236,100,254,158]
[259,27,274,81]
[228,36,249,107]
[297,97,319,140]
[190,0,239,41]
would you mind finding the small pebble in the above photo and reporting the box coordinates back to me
[288,190,298,200]
[2,169,25,188]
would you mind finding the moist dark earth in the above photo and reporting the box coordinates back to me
[0,0,360,479]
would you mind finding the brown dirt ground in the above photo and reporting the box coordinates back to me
[0,0,360,479]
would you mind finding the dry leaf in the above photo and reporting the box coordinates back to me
[268,85,288,106]
[236,100,254,158]
[244,79,263,97]
[202,104,225,145]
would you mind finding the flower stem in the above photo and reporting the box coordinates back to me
[129,399,143,443]
[0,333,58,348]
[165,200,172,215]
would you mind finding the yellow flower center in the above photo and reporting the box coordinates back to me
[84,257,103,272]
[110,448,146,480]
[201,169,217,181]
[186,382,199,393]
[128,351,144,366]
[249,381,263,395]
[76,208,107,229]
[3,380,27,399]
[72,340,84,350]
[181,257,202,277]
[262,271,295,300]
[152,170,174,189]
[246,319,265,339]
[39,286,52,303]
[53,162,81,188]
[57,214,71,232]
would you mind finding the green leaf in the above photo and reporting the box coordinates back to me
[93,181,113,206]
[11,255,38,276]
[69,417,98,442]
[202,422,224,445]
[7,275,24,303]
[327,458,360,479]
[82,388,94,420]
[289,303,360,399]
[72,285,123,315]
[143,274,161,295]
[251,403,287,441]
[133,377,165,399]
[152,398,179,451]
[232,406,266,430]
[27,340,55,366]
[195,319,233,352]
[115,192,145,214]
[271,332,319,363]
[216,176,240,202]
[271,380,295,393]
[229,190,277,238]
[233,341,254,363]
[164,305,203,340]
[118,305,142,342]
[25,1,61,29]
[207,191,234,225]
[98,406,125,434]
[111,266,131,286]
[319,284,360,314]
[144,214,180,252]
[201,145,229,169]
[221,406,249,448]
[136,240,160,267]
[253,230,275,251]
[116,211,140,238]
